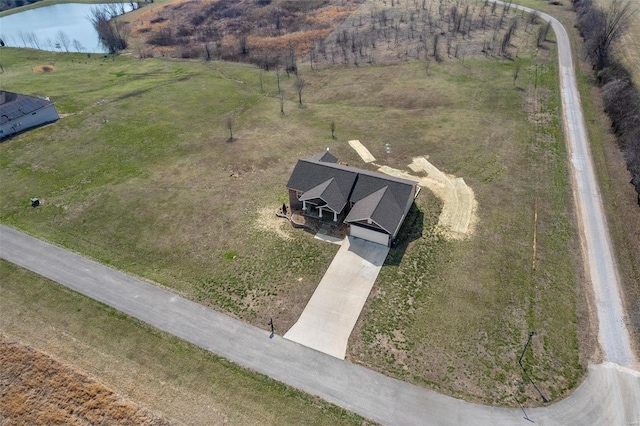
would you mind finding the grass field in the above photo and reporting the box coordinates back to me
[0,260,370,425]
[0,2,587,408]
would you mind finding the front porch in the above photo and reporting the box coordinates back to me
[276,205,348,240]
[300,201,343,223]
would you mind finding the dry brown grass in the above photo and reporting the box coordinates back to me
[247,29,333,54]
[124,0,362,62]
[0,335,170,425]
[32,65,55,72]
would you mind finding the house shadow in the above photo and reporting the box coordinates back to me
[384,202,424,266]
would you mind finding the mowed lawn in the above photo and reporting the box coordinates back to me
[0,38,584,407]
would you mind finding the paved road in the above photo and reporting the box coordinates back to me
[509,3,636,368]
[284,236,389,359]
[2,5,639,425]
[2,224,640,425]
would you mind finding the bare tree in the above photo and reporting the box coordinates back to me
[330,121,336,139]
[279,90,285,116]
[579,0,635,70]
[56,31,71,52]
[513,61,521,86]
[537,22,551,47]
[72,39,85,52]
[432,33,440,61]
[89,6,128,53]
[225,113,235,141]
[295,76,305,105]
[18,31,28,48]
[25,32,42,49]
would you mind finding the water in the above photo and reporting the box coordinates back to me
[0,3,136,54]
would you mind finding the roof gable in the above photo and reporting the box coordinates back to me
[350,173,414,209]
[299,177,348,212]
[286,159,358,201]
[345,186,405,234]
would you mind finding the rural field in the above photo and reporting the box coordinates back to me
[0,0,597,418]
[0,260,369,425]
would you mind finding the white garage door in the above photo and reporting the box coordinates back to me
[349,224,390,246]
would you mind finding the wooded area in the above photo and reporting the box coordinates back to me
[573,0,640,204]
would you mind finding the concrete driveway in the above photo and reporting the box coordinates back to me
[284,237,389,359]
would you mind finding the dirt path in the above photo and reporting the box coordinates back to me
[348,140,376,163]
[378,156,477,240]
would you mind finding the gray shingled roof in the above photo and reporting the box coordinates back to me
[311,150,338,163]
[349,173,415,217]
[299,177,348,212]
[287,154,418,238]
[0,91,54,123]
[286,159,358,200]
[344,186,404,234]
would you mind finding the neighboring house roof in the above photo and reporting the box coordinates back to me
[287,153,418,237]
[0,91,55,123]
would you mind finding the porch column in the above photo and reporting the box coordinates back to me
[302,200,307,211]
[318,207,323,218]
[333,210,337,221]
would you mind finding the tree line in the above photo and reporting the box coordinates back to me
[0,0,41,12]
[573,0,639,205]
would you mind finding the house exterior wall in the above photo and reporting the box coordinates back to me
[288,189,303,211]
[0,103,59,139]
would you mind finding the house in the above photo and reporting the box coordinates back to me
[0,91,59,139]
[287,151,418,246]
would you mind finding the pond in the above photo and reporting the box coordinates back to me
[0,3,136,53]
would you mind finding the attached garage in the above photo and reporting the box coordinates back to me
[349,224,390,246]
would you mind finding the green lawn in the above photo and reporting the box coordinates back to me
[0,260,370,425]
[0,28,585,408]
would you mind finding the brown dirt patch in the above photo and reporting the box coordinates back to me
[255,206,293,240]
[0,335,170,425]
[378,157,478,240]
[32,65,56,73]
